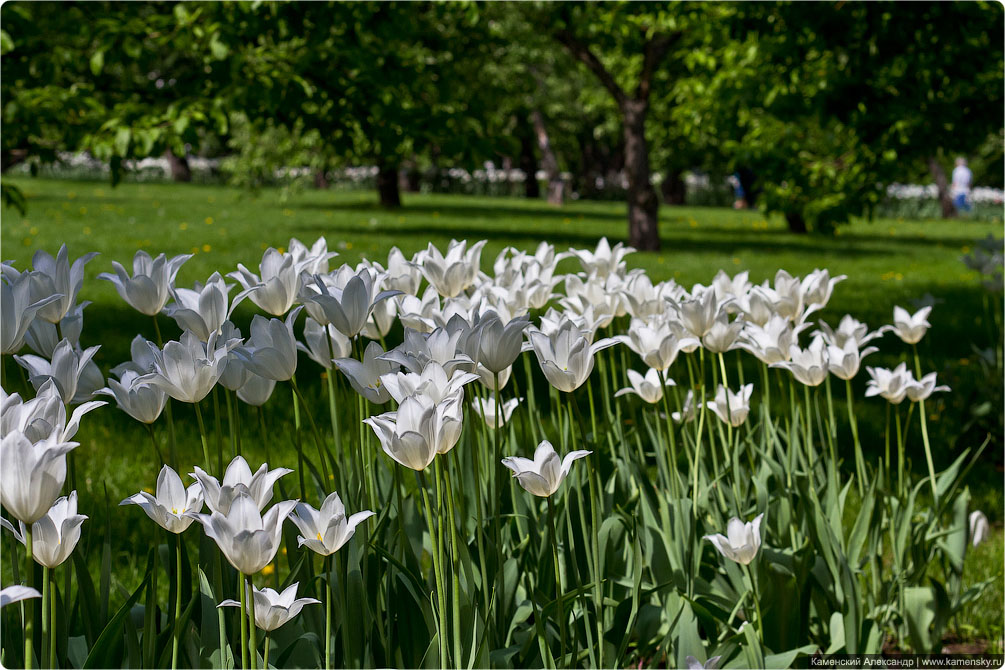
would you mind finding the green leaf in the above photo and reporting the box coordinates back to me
[0,30,14,55]
[83,571,151,669]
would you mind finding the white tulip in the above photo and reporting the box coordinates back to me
[801,269,846,309]
[234,308,302,382]
[336,341,398,404]
[384,247,423,295]
[969,510,990,547]
[739,316,806,365]
[189,492,296,575]
[297,317,351,370]
[864,363,914,404]
[669,289,732,340]
[28,245,98,324]
[615,368,675,404]
[815,314,884,349]
[24,299,88,358]
[826,340,879,381]
[97,369,168,424]
[705,384,754,427]
[3,492,87,569]
[501,440,591,498]
[218,583,320,632]
[0,433,78,524]
[671,390,697,424]
[229,248,301,317]
[365,393,463,470]
[702,312,745,354]
[163,272,234,342]
[1,269,61,354]
[470,394,520,428]
[617,316,698,371]
[379,327,474,377]
[771,336,829,386]
[98,250,192,316]
[686,655,722,670]
[289,492,374,556]
[1,379,104,442]
[288,236,338,276]
[0,585,41,609]
[525,318,618,393]
[906,372,950,402]
[704,513,764,565]
[303,268,400,339]
[140,331,235,404]
[236,371,278,407]
[417,239,487,298]
[191,456,292,514]
[568,237,633,278]
[379,361,478,405]
[15,339,101,405]
[110,335,160,377]
[888,305,932,345]
[120,465,204,533]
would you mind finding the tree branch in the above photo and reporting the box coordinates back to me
[553,28,627,107]
[636,31,681,102]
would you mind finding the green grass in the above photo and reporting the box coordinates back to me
[2,176,1002,645]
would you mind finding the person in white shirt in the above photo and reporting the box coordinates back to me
[951,157,973,213]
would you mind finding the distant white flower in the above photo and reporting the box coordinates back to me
[615,368,675,404]
[865,363,914,404]
[384,247,423,295]
[302,268,400,339]
[740,315,806,365]
[218,583,320,632]
[418,239,487,298]
[704,513,764,565]
[617,316,698,371]
[365,393,464,470]
[906,372,950,402]
[98,250,192,316]
[969,510,990,547]
[470,394,520,428]
[888,306,932,345]
[297,317,351,370]
[568,237,633,278]
[501,440,591,498]
[815,315,884,349]
[672,390,697,424]
[287,236,338,276]
[705,384,753,427]
[801,268,846,308]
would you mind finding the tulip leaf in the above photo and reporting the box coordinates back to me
[82,571,150,669]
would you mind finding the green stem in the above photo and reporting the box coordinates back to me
[845,378,865,498]
[291,376,332,489]
[895,405,904,497]
[145,423,165,468]
[547,495,566,666]
[325,369,344,493]
[247,575,258,670]
[226,388,238,459]
[213,386,224,474]
[290,383,307,499]
[918,401,938,502]
[325,555,332,670]
[745,562,764,640]
[192,401,213,474]
[420,471,448,670]
[239,573,249,670]
[264,635,270,670]
[25,526,33,670]
[658,368,681,499]
[444,461,462,666]
[41,565,49,669]
[172,536,182,670]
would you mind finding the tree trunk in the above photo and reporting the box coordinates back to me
[785,212,808,234]
[166,149,191,182]
[377,162,401,208]
[519,131,541,199]
[927,157,956,218]
[531,109,564,205]
[661,168,686,205]
[313,167,329,189]
[622,100,661,251]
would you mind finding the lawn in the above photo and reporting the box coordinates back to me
[2,176,1003,651]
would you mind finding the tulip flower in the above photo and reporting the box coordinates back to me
[0,585,41,609]
[28,492,87,569]
[567,236,634,278]
[801,269,846,308]
[28,245,98,324]
[622,274,684,319]
[705,384,754,427]
[815,314,884,349]
[396,286,442,333]
[826,340,879,381]
[189,491,297,575]
[686,656,722,670]
[289,492,374,556]
[888,305,932,345]
[739,316,805,365]
[702,312,745,354]
[379,327,473,376]
[191,456,292,514]
[98,250,192,316]
[24,299,88,358]
[217,322,250,391]
[672,390,697,424]
[524,318,618,393]
[0,433,78,524]
[111,335,161,377]
[711,269,752,302]
[501,440,591,498]
[163,272,234,341]
[236,372,277,407]
[615,368,675,404]
[364,393,463,470]
[97,369,167,424]
[864,363,914,404]
[703,513,764,565]
[379,361,478,405]
[669,289,731,340]
[617,316,698,371]
[467,311,530,374]
[288,236,338,276]
[218,583,320,632]
[15,339,101,405]
[229,248,301,317]
[384,247,423,295]
[906,372,950,402]
[303,268,401,339]
[1,379,104,442]
[120,465,204,533]
[298,317,351,370]
[1,269,61,354]
[470,393,520,428]
[969,510,990,547]
[336,341,398,404]
[234,307,303,382]
[561,273,618,328]
[140,331,235,404]
[771,336,829,386]
[418,239,487,298]
[733,286,777,327]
